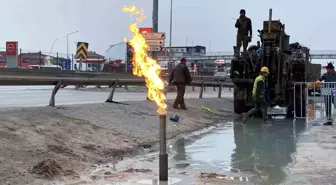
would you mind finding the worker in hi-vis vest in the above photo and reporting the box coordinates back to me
[242,66,270,124]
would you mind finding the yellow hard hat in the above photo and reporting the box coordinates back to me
[260,66,269,73]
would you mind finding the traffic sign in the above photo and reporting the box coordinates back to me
[75,42,89,59]
[146,40,165,46]
[142,32,165,40]
[149,46,163,52]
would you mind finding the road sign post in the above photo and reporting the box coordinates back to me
[75,42,89,71]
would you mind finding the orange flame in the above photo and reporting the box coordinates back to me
[123,4,167,115]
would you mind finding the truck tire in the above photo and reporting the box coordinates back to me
[234,99,246,114]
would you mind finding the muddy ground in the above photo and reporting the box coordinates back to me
[282,125,336,185]
[0,98,234,185]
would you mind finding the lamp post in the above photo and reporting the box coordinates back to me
[105,42,127,73]
[50,39,58,56]
[67,31,79,58]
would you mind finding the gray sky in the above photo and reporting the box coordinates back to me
[0,0,333,58]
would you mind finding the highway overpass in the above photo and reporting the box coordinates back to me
[158,50,336,61]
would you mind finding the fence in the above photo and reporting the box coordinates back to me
[0,69,234,106]
[294,82,336,123]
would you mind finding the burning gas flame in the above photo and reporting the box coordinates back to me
[123,4,167,115]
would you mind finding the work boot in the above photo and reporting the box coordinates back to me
[324,118,333,125]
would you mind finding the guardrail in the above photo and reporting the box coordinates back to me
[0,68,231,82]
[0,68,234,107]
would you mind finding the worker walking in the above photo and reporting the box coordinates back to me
[235,9,252,53]
[316,62,336,125]
[242,67,270,124]
[169,58,192,110]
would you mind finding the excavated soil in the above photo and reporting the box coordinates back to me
[0,98,234,185]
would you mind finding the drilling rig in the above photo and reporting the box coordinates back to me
[230,9,321,117]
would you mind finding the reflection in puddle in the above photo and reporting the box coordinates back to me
[167,118,307,184]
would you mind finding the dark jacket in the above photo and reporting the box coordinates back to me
[235,16,252,36]
[169,63,192,85]
[319,71,336,82]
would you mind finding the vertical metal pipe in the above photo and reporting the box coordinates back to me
[268,9,272,33]
[218,83,222,98]
[300,83,303,117]
[199,83,204,98]
[125,43,128,73]
[152,0,159,33]
[159,114,168,181]
[152,1,168,181]
[294,83,296,120]
[168,0,173,74]
[66,34,69,58]
[71,54,74,71]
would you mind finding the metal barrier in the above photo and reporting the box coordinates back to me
[294,82,336,123]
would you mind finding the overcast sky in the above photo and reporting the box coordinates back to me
[0,0,333,61]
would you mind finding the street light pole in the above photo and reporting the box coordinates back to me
[50,39,58,56]
[66,31,79,58]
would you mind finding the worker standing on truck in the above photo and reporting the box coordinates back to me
[169,58,192,110]
[316,62,336,125]
[242,67,270,124]
[235,9,252,52]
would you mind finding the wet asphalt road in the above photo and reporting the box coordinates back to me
[0,86,232,107]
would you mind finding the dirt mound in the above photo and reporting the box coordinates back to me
[30,159,63,179]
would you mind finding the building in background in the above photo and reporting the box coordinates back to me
[158,45,206,73]
[75,51,106,71]
[162,45,206,57]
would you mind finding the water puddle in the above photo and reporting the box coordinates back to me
[53,117,311,185]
